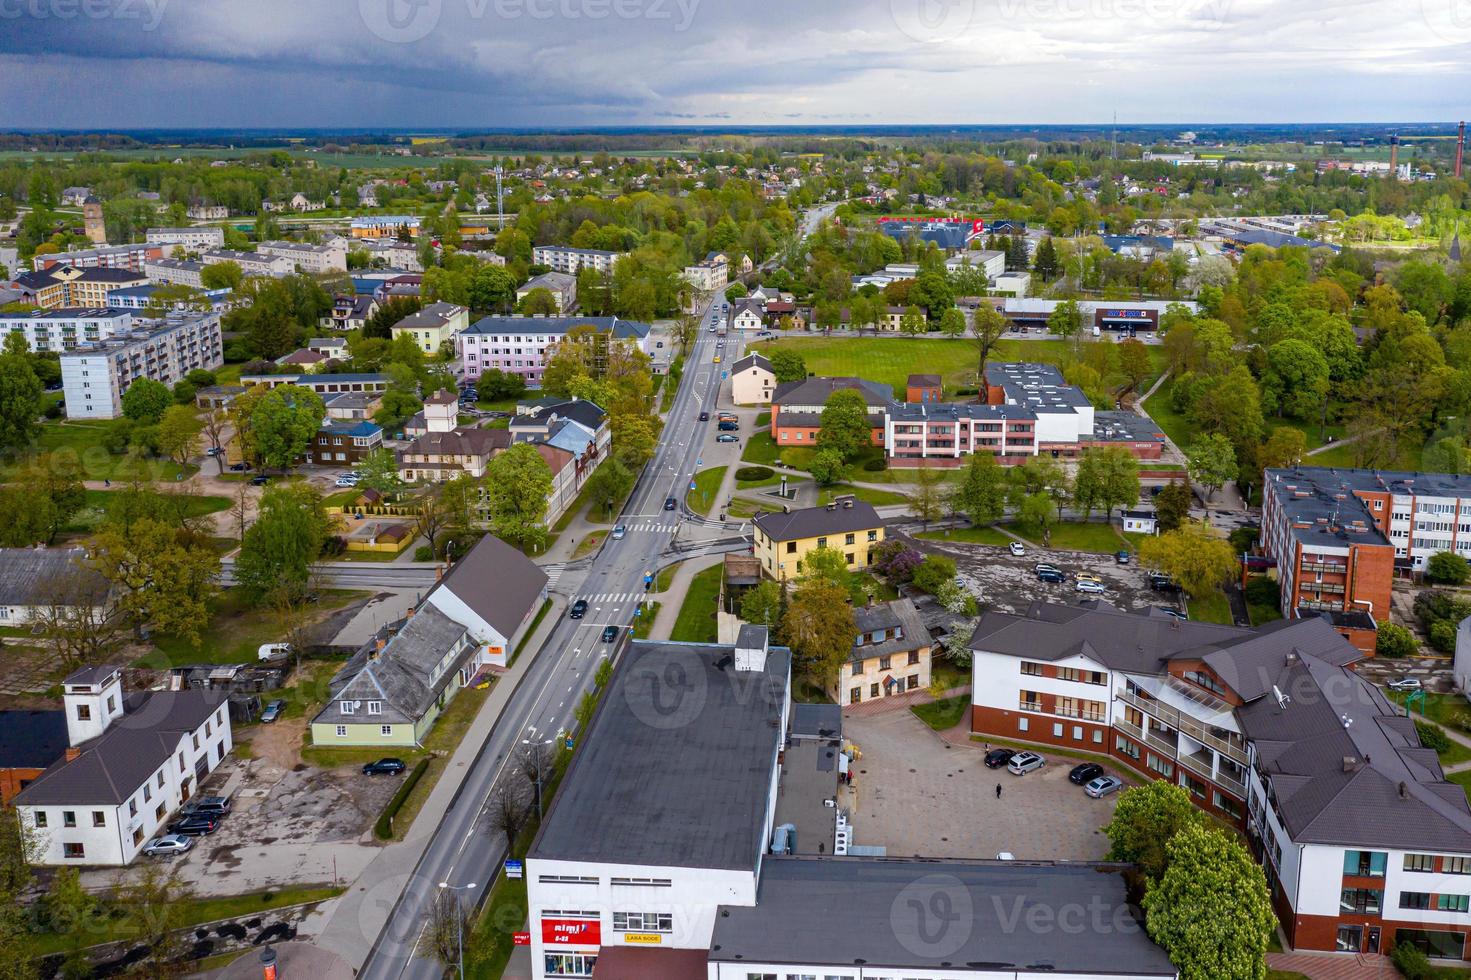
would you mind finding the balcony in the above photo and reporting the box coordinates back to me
[1143,727,1179,757]
[1300,562,1348,574]
[1118,688,1248,765]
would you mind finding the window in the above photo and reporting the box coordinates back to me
[1053,723,1063,737]
[1440,894,1471,913]
[92,811,105,827]
[128,800,137,818]
[381,725,393,737]
[75,704,91,721]
[335,725,347,737]
[156,771,164,789]
[341,701,356,715]
[1018,717,1029,732]
[367,701,382,715]
[33,812,46,828]
[1445,856,1471,875]
[1344,851,1388,878]
[106,695,116,713]
[155,803,165,821]
[851,662,864,676]
[142,784,151,802]
[870,683,879,698]
[1021,661,1042,676]
[1406,854,1437,873]
[609,877,670,886]
[62,843,84,860]
[907,675,919,691]
[62,811,76,828]
[1340,888,1382,915]
[541,875,600,884]
[611,911,672,932]
[544,953,596,976]
[1396,928,1469,960]
[816,537,827,548]
[786,541,796,554]
[867,530,878,542]
[1147,755,1173,777]
[879,655,891,670]
[1402,892,1433,910]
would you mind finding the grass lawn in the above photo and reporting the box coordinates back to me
[912,695,969,730]
[1003,520,1131,554]
[820,483,909,506]
[377,684,492,840]
[741,431,782,466]
[1303,441,1361,468]
[670,564,723,643]
[655,563,680,593]
[572,531,606,559]
[1248,600,1284,627]
[63,489,231,534]
[147,588,368,667]
[1186,589,1235,625]
[918,525,1013,547]
[752,337,1166,399]
[687,465,727,516]
[0,421,194,482]
[728,497,784,519]
[756,411,771,427]
[1267,972,1310,980]
[1143,377,1347,456]
[1389,691,1471,731]
[633,601,661,639]
[1450,770,1471,806]
[31,886,344,956]
[736,471,782,490]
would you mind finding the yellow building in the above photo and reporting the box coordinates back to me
[18,266,147,309]
[751,496,885,582]
[829,598,934,705]
[389,301,468,354]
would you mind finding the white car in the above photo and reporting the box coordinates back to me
[1387,678,1423,692]
[1007,751,1045,775]
[611,525,627,540]
[1008,542,1025,556]
[334,477,360,488]
[257,642,293,661]
[142,834,194,857]
[1075,580,1106,595]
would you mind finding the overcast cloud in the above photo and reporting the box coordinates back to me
[0,0,1467,128]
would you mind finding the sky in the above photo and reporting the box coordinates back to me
[1,0,1470,129]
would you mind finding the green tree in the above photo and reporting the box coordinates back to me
[484,442,554,550]
[1427,551,1471,586]
[908,463,947,529]
[781,579,856,681]
[468,264,517,312]
[1018,491,1057,545]
[938,307,966,337]
[1262,339,1330,419]
[250,384,326,472]
[1032,236,1060,280]
[1258,427,1307,471]
[912,554,958,595]
[200,261,242,290]
[1117,338,1152,393]
[517,287,560,316]
[969,303,1009,383]
[1143,823,1275,980]
[769,349,807,384]
[1103,781,1203,882]
[951,452,1008,526]
[120,378,172,425]
[1154,481,1192,533]
[0,345,42,453]
[1139,522,1237,599]
[356,447,405,495]
[585,458,635,517]
[808,448,849,486]
[363,296,422,340]
[1376,621,1418,658]
[800,546,852,591]
[899,305,926,336]
[234,483,335,604]
[740,580,783,628]
[1186,433,1237,501]
[1047,298,1083,340]
[155,404,203,467]
[90,518,219,643]
[817,389,872,461]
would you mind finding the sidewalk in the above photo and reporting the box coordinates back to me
[306,591,566,967]
[842,684,971,718]
[1266,951,1396,979]
[647,553,724,640]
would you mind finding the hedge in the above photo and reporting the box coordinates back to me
[374,758,431,840]
[735,466,774,481]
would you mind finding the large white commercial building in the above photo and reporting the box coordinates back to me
[1,308,134,353]
[145,227,226,251]
[201,249,293,277]
[258,239,348,274]
[144,258,207,288]
[60,312,223,419]
[15,665,232,866]
[531,245,624,275]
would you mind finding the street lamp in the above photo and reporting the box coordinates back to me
[521,735,556,818]
[437,880,478,980]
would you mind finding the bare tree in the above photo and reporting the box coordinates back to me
[230,481,250,543]
[518,741,555,817]
[35,567,123,669]
[486,781,532,851]
[423,888,463,973]
[114,862,192,977]
[201,408,229,476]
[908,462,946,531]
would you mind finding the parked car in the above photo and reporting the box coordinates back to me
[142,834,194,857]
[1008,541,1025,556]
[1076,580,1106,595]
[1148,573,1181,593]
[1157,607,1188,622]
[362,758,407,776]
[569,599,588,619]
[1068,763,1105,785]
[257,642,292,661]
[1114,551,1131,565]
[717,421,739,431]
[185,796,232,817]
[716,434,739,443]
[983,748,1016,769]
[664,496,677,511]
[1388,678,1423,692]
[205,446,223,457]
[699,411,709,421]
[1037,569,1065,584]
[1033,563,1062,575]
[601,625,618,643]
[250,475,269,486]
[334,477,360,488]
[1084,775,1125,799]
[1075,573,1102,584]
[228,462,251,472]
[169,816,219,836]
[260,699,286,723]
[611,525,627,540]
[1007,751,1046,775]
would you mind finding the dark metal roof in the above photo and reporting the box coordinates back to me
[0,711,68,770]
[432,533,548,640]
[0,549,110,608]
[752,497,884,543]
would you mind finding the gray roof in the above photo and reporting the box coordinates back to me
[886,401,1035,423]
[730,352,772,375]
[710,857,1177,976]
[530,639,791,871]
[393,301,464,330]
[462,315,649,339]
[316,605,471,726]
[0,711,68,770]
[771,376,894,408]
[985,361,1092,413]
[508,398,607,434]
[789,702,841,740]
[15,690,227,806]
[0,549,110,608]
[1264,465,1471,550]
[752,497,884,543]
[432,533,548,640]
[850,598,930,665]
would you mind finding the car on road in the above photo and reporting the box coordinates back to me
[1007,751,1045,775]
[716,434,739,443]
[169,815,219,836]
[717,421,738,431]
[1114,551,1131,565]
[1084,775,1125,799]
[142,834,194,857]
[601,625,618,643]
[1036,569,1065,584]
[611,525,627,540]
[699,411,709,421]
[1068,763,1105,785]
[1076,580,1107,595]
[664,496,677,511]
[260,699,286,723]
[362,758,407,776]
[712,354,721,364]
[1388,678,1423,692]
[569,599,588,619]
[983,748,1016,769]
[228,462,251,472]
[1008,541,1025,556]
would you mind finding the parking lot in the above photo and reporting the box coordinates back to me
[841,709,1132,862]
[914,535,1176,616]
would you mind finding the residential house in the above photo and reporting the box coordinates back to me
[833,598,932,704]
[275,348,331,372]
[306,336,348,359]
[145,227,225,252]
[187,205,228,221]
[517,271,576,313]
[350,215,421,239]
[60,187,93,207]
[390,301,469,354]
[323,391,384,422]
[683,252,729,291]
[258,239,348,274]
[0,548,111,624]
[0,309,134,353]
[530,245,623,275]
[730,352,775,405]
[321,294,379,332]
[727,297,765,331]
[238,372,389,397]
[14,665,232,865]
[397,391,509,481]
[310,535,547,746]
[770,377,890,449]
[307,421,383,466]
[11,266,147,309]
[32,243,161,274]
[457,315,651,386]
[202,249,293,278]
[751,496,886,582]
[143,258,207,288]
[508,398,611,526]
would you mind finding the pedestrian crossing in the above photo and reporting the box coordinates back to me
[618,521,670,533]
[579,592,647,604]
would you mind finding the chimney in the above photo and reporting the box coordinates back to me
[734,626,770,673]
[1342,756,1358,773]
[1388,134,1399,175]
[1399,781,1410,799]
[372,636,386,659]
[65,747,81,763]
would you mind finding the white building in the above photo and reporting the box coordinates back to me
[144,258,207,288]
[682,252,728,291]
[0,308,134,353]
[15,665,232,866]
[517,271,576,313]
[187,205,229,221]
[202,249,293,277]
[32,243,160,274]
[351,215,421,239]
[258,239,349,274]
[456,316,651,386]
[0,548,111,625]
[145,227,225,251]
[727,297,765,331]
[60,312,224,419]
[353,237,423,272]
[531,245,623,275]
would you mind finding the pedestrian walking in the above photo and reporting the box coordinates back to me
[995,783,1002,800]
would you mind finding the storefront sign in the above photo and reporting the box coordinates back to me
[624,933,662,945]
[542,919,601,945]
[512,932,531,946]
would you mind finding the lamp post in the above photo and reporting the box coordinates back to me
[521,734,555,818]
[437,881,478,980]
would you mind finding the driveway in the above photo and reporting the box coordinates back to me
[841,709,1126,862]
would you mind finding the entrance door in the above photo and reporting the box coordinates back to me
[1367,927,1381,955]
[1336,925,1364,952]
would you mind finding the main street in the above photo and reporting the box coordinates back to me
[347,289,736,979]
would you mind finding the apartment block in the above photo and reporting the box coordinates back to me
[531,245,623,275]
[60,312,224,419]
[258,239,348,274]
[350,215,421,239]
[1,308,134,353]
[32,243,161,274]
[145,227,225,251]
[456,315,650,386]
[201,249,293,277]
[143,258,207,288]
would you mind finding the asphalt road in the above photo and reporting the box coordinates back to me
[354,291,734,980]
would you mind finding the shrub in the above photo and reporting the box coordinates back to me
[862,457,887,472]
[912,555,958,595]
[1427,550,1471,586]
[1391,941,1431,979]
[1414,590,1471,635]
[1416,721,1451,754]
[1430,619,1458,654]
[1376,622,1419,659]
[374,757,430,839]
[735,466,774,482]
[1243,576,1280,608]
[414,545,434,562]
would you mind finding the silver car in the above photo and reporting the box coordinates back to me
[142,834,194,857]
[1084,775,1124,798]
[1007,751,1045,775]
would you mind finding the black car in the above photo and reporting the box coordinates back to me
[984,748,1016,769]
[250,475,269,486]
[569,599,588,619]
[169,816,219,836]
[601,625,618,643]
[698,411,709,421]
[362,758,407,776]
[1068,763,1105,785]
[1148,573,1181,593]
[664,496,677,511]
[228,462,251,472]
[1036,569,1065,584]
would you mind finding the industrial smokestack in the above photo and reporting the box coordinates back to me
[1458,122,1466,179]
[1388,135,1399,177]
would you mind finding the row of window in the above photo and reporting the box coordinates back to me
[851,651,921,675]
[334,724,395,737]
[534,875,673,886]
[340,700,383,716]
[1018,661,1107,685]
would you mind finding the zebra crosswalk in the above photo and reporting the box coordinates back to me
[618,521,671,533]
[578,592,647,604]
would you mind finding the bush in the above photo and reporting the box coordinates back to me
[1430,619,1458,654]
[1376,622,1419,659]
[912,555,958,595]
[735,466,774,482]
[414,545,434,562]
[1243,576,1280,608]
[44,401,63,420]
[1392,941,1431,979]
[862,457,887,472]
[374,757,430,840]
[1415,590,1471,633]
[1416,721,1451,754]
[1427,550,1471,586]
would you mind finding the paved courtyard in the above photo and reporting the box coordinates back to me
[840,708,1130,861]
